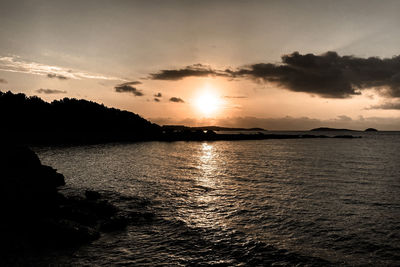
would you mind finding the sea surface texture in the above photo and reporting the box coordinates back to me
[35,131,400,266]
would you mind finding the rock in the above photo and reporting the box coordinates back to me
[0,145,127,252]
[100,216,129,232]
[0,145,66,218]
[91,199,118,218]
[129,211,155,224]
[58,204,98,226]
[85,190,101,201]
[49,219,100,245]
[206,130,217,136]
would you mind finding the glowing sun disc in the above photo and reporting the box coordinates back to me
[195,92,220,116]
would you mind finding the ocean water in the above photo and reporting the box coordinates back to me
[35,131,400,266]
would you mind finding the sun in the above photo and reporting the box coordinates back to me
[195,91,221,116]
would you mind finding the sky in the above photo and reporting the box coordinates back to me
[1,0,400,130]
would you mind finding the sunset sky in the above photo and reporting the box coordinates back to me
[1,0,400,130]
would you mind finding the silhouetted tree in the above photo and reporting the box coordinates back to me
[0,91,161,144]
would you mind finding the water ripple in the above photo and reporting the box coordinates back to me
[34,132,400,266]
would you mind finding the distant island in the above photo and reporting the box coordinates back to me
[311,127,379,132]
[310,127,356,132]
[0,91,360,145]
[365,128,378,132]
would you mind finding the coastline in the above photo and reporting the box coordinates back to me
[0,145,153,264]
[2,131,361,147]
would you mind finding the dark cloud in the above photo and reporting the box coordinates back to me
[47,73,68,80]
[149,52,400,99]
[150,64,225,80]
[154,92,162,97]
[0,78,7,84]
[369,100,400,110]
[36,88,67,94]
[154,98,160,102]
[224,95,248,99]
[169,97,184,103]
[115,83,144,96]
[122,81,142,85]
[229,51,400,98]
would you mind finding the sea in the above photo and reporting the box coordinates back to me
[34,131,400,266]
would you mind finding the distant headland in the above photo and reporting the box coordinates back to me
[310,127,378,132]
[163,125,265,132]
[310,127,356,132]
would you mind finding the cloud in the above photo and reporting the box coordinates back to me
[114,83,144,96]
[36,88,67,94]
[0,56,124,81]
[122,81,142,85]
[169,97,184,103]
[153,92,162,102]
[224,95,248,99]
[148,52,400,99]
[229,51,400,98]
[0,78,7,83]
[369,100,400,110]
[47,73,68,80]
[150,64,226,80]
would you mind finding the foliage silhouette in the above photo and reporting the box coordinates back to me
[0,91,161,144]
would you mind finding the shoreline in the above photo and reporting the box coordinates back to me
[2,132,361,147]
[0,145,153,262]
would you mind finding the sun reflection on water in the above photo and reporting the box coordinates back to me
[182,142,226,228]
[198,143,217,188]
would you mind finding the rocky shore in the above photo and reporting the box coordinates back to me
[0,145,152,263]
